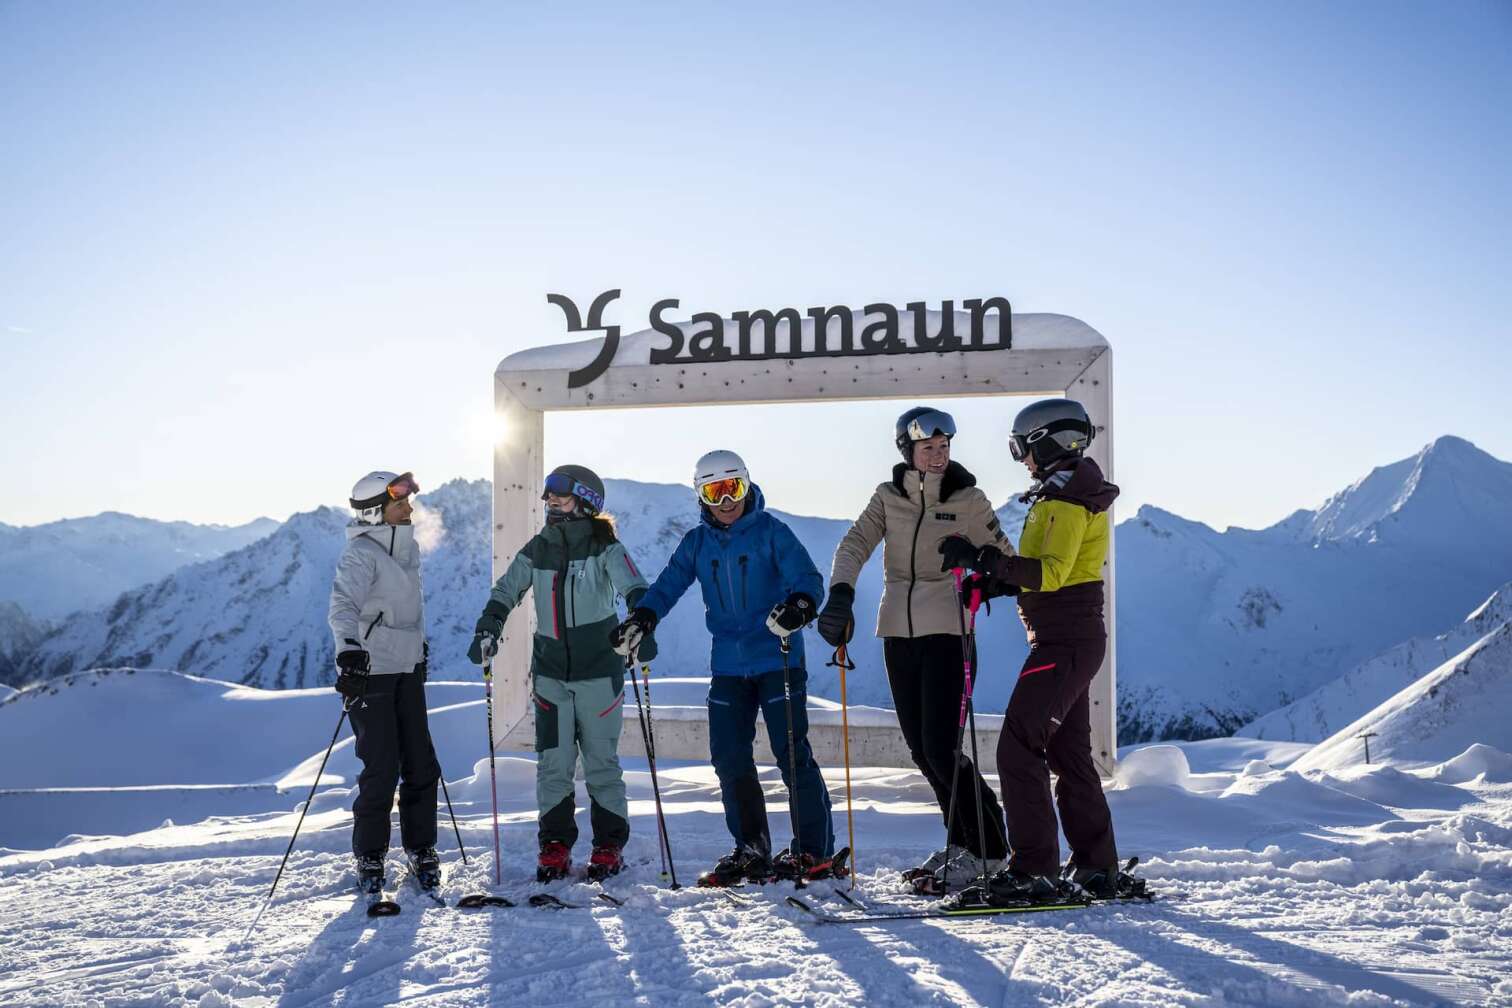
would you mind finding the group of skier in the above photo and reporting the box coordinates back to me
[325,396,1138,910]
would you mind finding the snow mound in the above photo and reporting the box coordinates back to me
[1310,765,1477,811]
[1115,744,1191,789]
[1426,743,1512,784]
[1296,624,1512,773]
[1219,769,1396,827]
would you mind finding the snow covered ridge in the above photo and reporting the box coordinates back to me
[7,436,1512,744]
[1241,581,1512,742]
[1,673,1509,1005]
[1295,622,1512,774]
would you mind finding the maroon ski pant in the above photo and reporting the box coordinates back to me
[996,634,1117,876]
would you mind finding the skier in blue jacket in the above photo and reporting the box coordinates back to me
[611,449,842,886]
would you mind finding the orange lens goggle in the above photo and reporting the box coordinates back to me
[387,472,420,500]
[698,477,748,506]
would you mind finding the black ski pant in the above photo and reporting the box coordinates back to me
[996,634,1117,876]
[348,670,441,857]
[885,634,1009,861]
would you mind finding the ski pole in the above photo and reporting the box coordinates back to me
[438,764,468,865]
[778,634,807,890]
[242,704,348,944]
[626,663,666,879]
[641,661,680,887]
[833,634,858,891]
[482,640,503,887]
[629,657,678,888]
[953,569,994,892]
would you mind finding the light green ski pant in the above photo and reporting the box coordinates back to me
[533,674,629,849]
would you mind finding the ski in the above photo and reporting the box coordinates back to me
[785,893,1090,925]
[527,892,593,910]
[456,892,515,909]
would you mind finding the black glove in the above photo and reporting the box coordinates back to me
[469,600,510,665]
[335,644,370,700]
[938,534,982,572]
[964,572,1018,601]
[816,583,855,647]
[414,640,429,679]
[610,607,658,658]
[766,592,816,637]
[635,631,658,663]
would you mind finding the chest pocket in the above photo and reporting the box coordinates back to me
[926,509,967,547]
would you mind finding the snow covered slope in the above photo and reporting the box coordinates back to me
[1,674,1508,1006]
[1240,582,1512,742]
[0,512,278,621]
[1295,623,1512,773]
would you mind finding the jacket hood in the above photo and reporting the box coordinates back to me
[700,483,767,530]
[1026,457,1120,514]
[890,460,978,503]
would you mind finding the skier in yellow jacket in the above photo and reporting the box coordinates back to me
[939,397,1137,906]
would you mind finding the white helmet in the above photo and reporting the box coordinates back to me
[693,450,750,506]
[349,470,419,524]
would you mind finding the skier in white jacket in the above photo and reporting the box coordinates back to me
[327,470,442,892]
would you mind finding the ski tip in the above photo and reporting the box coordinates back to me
[366,899,401,917]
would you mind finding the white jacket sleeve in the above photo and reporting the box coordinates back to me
[328,544,377,654]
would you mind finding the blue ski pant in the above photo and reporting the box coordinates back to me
[707,668,834,859]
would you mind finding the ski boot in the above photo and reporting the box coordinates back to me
[355,852,386,895]
[586,845,624,881]
[1063,857,1149,900]
[405,846,442,891]
[536,840,572,883]
[772,846,851,883]
[910,850,1001,896]
[899,846,950,884]
[697,845,771,887]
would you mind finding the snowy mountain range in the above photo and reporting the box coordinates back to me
[1114,435,1512,738]
[8,436,1512,742]
[0,512,277,622]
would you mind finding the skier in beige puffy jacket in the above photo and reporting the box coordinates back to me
[816,407,1015,890]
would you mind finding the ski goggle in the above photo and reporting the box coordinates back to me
[541,472,605,513]
[904,410,956,443]
[386,472,420,500]
[698,476,749,506]
[1009,421,1089,461]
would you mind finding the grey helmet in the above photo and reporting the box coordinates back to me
[1009,398,1094,468]
[542,464,606,516]
[894,406,957,462]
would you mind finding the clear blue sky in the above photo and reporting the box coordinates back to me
[2,1,1508,530]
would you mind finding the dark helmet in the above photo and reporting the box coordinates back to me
[1009,398,1094,468]
[894,406,957,462]
[542,464,606,516]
